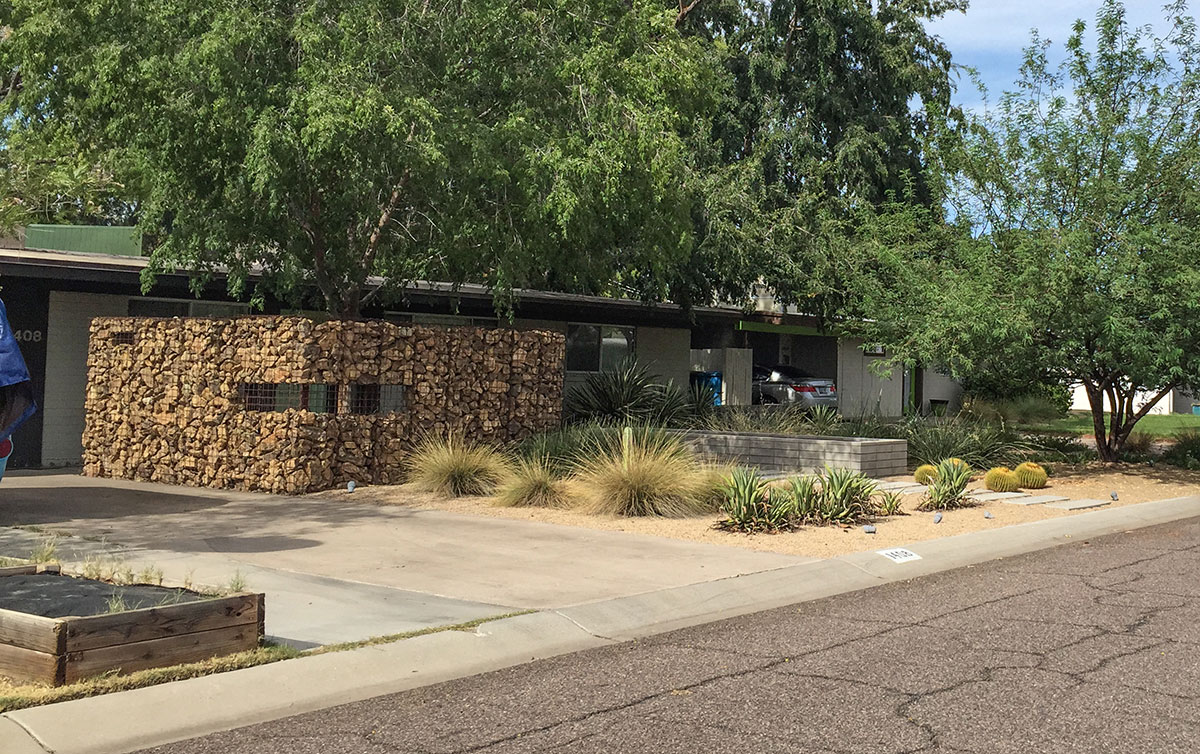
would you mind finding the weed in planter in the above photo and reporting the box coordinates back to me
[28,537,58,564]
[227,570,248,593]
[919,459,974,511]
[135,565,165,586]
[104,593,130,615]
[803,406,842,435]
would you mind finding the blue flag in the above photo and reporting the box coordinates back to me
[0,297,37,440]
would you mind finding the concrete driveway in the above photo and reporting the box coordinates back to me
[0,472,805,646]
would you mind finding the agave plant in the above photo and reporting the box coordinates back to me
[802,406,842,435]
[715,467,796,532]
[816,466,878,524]
[874,490,905,517]
[920,458,974,511]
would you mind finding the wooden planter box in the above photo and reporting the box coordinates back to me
[0,565,264,685]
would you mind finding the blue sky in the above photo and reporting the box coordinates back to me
[929,1,1181,109]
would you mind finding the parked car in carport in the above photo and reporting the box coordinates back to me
[752,364,838,408]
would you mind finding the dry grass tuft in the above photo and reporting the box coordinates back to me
[407,434,511,497]
[573,427,718,517]
[494,457,573,508]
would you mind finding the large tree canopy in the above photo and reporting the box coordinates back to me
[668,0,965,316]
[1,0,720,315]
[854,0,1200,460]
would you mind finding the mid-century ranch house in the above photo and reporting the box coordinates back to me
[0,225,963,470]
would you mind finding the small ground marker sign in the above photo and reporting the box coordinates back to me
[877,548,922,563]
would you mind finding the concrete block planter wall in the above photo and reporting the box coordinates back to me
[679,430,908,478]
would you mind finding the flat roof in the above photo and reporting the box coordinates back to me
[0,246,747,320]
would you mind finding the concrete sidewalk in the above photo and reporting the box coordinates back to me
[2,493,1198,754]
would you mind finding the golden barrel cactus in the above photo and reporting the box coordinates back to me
[914,464,939,485]
[984,466,1021,493]
[1014,462,1048,489]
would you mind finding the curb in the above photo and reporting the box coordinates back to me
[4,495,1198,754]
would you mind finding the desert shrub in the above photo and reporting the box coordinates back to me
[984,466,1020,492]
[802,406,842,435]
[874,490,905,516]
[494,457,572,508]
[573,426,713,517]
[407,435,510,497]
[511,424,618,476]
[913,464,938,484]
[1163,430,1200,470]
[1013,462,1048,489]
[904,417,1033,468]
[1029,434,1096,464]
[920,458,974,510]
[688,381,720,421]
[964,394,1068,424]
[714,467,797,532]
[1123,431,1156,456]
[701,404,810,434]
[565,360,691,427]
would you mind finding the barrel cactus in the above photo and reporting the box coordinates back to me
[914,464,939,485]
[984,466,1021,493]
[1014,462,1048,489]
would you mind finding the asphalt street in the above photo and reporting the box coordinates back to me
[142,517,1200,753]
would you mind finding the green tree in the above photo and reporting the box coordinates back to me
[1,1,718,315]
[857,1,1200,461]
[668,0,965,316]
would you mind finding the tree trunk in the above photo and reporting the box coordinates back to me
[1084,379,1176,462]
[1083,381,1117,461]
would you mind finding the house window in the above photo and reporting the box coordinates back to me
[565,324,635,372]
[239,383,338,413]
[349,384,406,415]
[129,299,189,318]
[112,331,136,346]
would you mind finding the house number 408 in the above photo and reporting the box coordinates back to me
[13,330,43,343]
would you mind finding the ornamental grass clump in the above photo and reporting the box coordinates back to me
[920,458,974,511]
[407,435,511,497]
[1013,462,1048,489]
[574,427,715,517]
[984,466,1021,493]
[494,457,571,508]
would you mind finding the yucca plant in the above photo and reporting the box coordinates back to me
[574,426,712,517]
[816,466,878,524]
[407,434,511,497]
[564,360,692,427]
[920,458,974,511]
[1013,461,1048,489]
[913,464,939,485]
[494,456,571,508]
[984,466,1021,492]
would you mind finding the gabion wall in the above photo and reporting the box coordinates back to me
[82,317,564,494]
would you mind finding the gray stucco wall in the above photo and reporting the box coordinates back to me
[636,326,692,387]
[836,338,904,417]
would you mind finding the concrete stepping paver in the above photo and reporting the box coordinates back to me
[971,491,1029,502]
[1046,498,1111,511]
[1004,494,1070,506]
[876,481,918,491]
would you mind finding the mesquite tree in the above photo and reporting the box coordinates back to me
[859,1,1200,461]
[0,0,717,315]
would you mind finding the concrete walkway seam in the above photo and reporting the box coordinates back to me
[3,495,1198,754]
